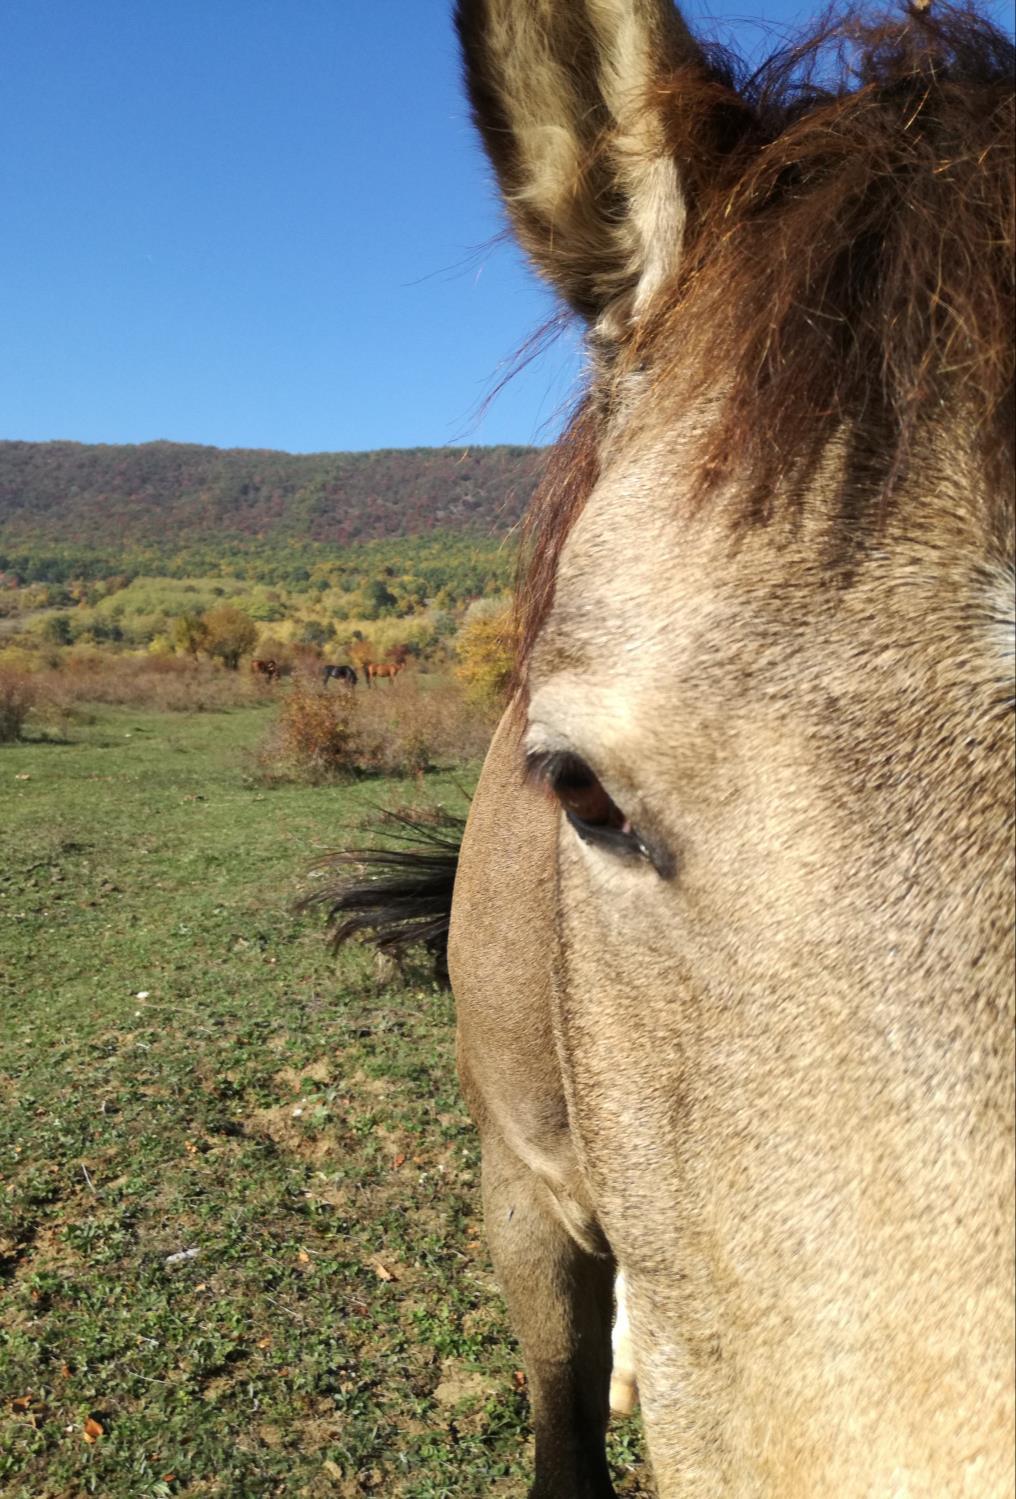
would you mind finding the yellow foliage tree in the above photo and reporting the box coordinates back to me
[172,612,208,657]
[201,605,258,670]
[454,604,514,710]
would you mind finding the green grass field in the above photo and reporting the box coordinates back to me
[1,704,647,1497]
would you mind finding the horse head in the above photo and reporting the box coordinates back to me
[452,2,1014,1491]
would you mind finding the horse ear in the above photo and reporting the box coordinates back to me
[456,0,705,335]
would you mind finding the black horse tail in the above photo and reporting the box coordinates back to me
[300,808,465,984]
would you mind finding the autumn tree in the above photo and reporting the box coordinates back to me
[359,578,398,618]
[172,612,208,657]
[454,600,514,710]
[347,635,374,670]
[201,605,257,669]
[299,619,335,648]
[39,612,74,646]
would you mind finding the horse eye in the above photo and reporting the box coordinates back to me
[526,750,651,859]
[526,750,676,877]
[549,756,626,830]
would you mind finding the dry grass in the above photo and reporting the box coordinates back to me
[258,671,493,782]
[0,651,270,725]
[355,671,494,772]
[0,652,497,777]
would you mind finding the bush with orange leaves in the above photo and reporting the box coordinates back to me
[265,682,358,782]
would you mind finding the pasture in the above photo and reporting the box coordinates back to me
[0,701,647,1497]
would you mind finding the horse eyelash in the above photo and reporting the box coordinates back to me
[524,748,582,794]
[524,749,618,808]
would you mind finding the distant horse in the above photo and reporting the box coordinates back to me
[364,662,403,687]
[250,658,278,681]
[326,2,1015,1495]
[322,664,358,688]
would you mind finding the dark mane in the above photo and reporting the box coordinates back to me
[515,2,1015,672]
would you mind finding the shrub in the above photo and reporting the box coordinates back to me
[347,637,375,672]
[0,646,38,675]
[263,683,358,782]
[38,612,75,646]
[299,619,335,647]
[257,674,493,783]
[289,644,326,678]
[0,668,35,741]
[358,579,398,618]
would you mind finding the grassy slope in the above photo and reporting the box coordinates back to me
[0,707,647,1497]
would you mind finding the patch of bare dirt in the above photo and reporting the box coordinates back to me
[432,1357,499,1409]
[275,1058,332,1091]
[303,1177,350,1209]
[244,1105,336,1161]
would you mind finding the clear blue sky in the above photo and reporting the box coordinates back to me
[3,0,1012,454]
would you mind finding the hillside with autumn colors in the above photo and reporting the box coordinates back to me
[0,439,543,569]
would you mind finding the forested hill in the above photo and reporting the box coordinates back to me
[0,440,545,550]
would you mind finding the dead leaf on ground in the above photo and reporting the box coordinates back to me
[82,1416,104,1443]
[9,1395,45,1429]
[371,1258,397,1282]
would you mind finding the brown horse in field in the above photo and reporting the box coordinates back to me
[364,661,403,686]
[250,658,278,681]
[327,4,1014,1495]
[448,3,1015,1495]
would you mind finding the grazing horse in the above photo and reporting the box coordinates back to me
[250,657,278,681]
[364,661,403,686]
[443,4,1015,1497]
[321,663,358,688]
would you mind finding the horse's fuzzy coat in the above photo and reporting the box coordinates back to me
[450,2,1015,1495]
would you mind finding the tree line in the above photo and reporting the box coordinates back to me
[0,439,544,560]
